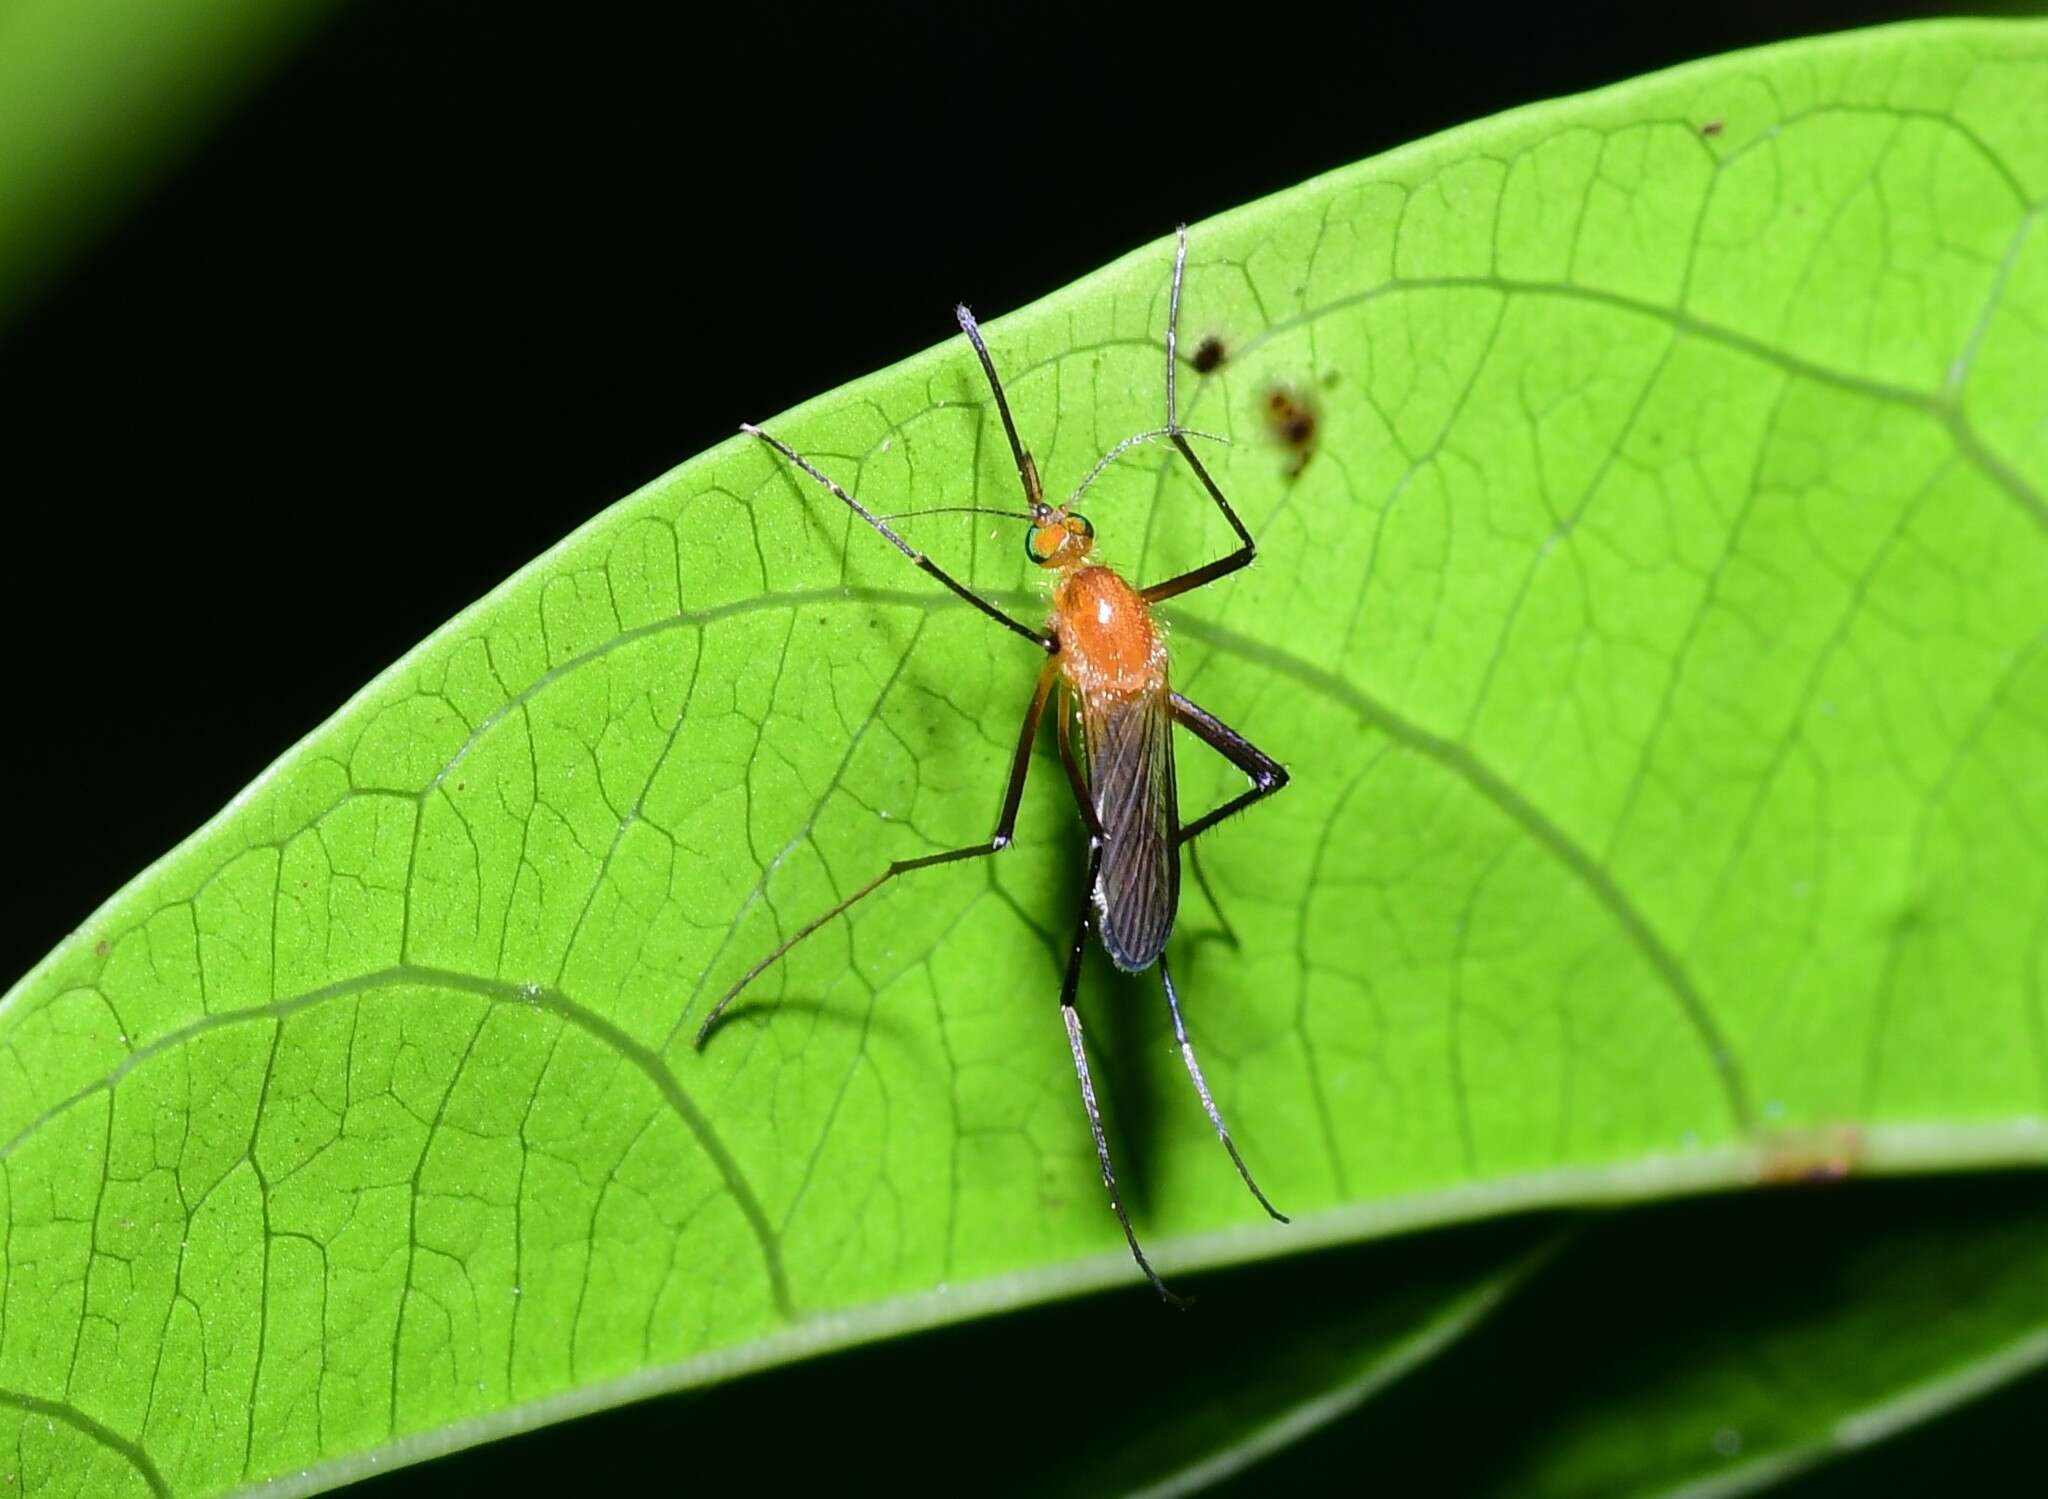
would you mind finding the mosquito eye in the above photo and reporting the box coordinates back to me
[1066,512,1094,540]
[1025,526,1059,565]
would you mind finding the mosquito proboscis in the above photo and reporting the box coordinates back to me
[698,227,1290,1302]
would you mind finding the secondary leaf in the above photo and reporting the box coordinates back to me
[2,17,2045,1495]
[1195,1177,2048,1498]
[0,0,340,328]
[1493,1180,2048,1498]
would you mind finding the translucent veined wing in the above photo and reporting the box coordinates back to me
[1078,682,1179,972]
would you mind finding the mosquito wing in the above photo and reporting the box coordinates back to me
[1079,684,1180,972]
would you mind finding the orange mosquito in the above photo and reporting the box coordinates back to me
[697,227,1289,1302]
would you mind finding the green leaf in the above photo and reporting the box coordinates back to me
[4,17,2045,1494]
[0,0,341,328]
[1494,1180,2048,1498]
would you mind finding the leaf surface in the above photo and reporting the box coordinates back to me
[3,18,2046,1494]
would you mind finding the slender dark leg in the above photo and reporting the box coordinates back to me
[1054,693,1180,1303]
[1059,838,1183,1306]
[1163,688,1292,1223]
[741,423,1053,651]
[1143,225,1259,605]
[1171,691,1289,847]
[954,304,1047,513]
[1159,953,1287,1222]
[695,654,1061,1046]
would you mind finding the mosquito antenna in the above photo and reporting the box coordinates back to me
[1067,425,1230,508]
[878,505,1036,523]
[956,303,1045,510]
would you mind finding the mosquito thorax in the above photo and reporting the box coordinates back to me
[1052,563,1163,698]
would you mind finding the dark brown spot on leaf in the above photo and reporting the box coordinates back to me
[1259,380,1320,478]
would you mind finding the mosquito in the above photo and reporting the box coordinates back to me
[696,226,1290,1302]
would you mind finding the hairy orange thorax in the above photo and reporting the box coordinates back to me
[1052,564,1165,699]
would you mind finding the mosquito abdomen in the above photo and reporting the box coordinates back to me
[1083,686,1179,972]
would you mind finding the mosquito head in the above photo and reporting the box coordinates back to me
[1024,505,1094,569]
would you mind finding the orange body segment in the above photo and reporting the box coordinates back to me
[1051,564,1166,700]
[1050,559,1178,973]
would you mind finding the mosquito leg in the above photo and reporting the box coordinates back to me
[741,423,1053,651]
[695,654,1060,1047]
[1143,225,1258,605]
[955,304,1045,512]
[1058,839,1183,1306]
[1057,717,1180,1303]
[1063,1005,1182,1306]
[1170,691,1289,848]
[1159,953,1287,1222]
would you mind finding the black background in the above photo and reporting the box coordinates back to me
[3,2,2036,1492]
